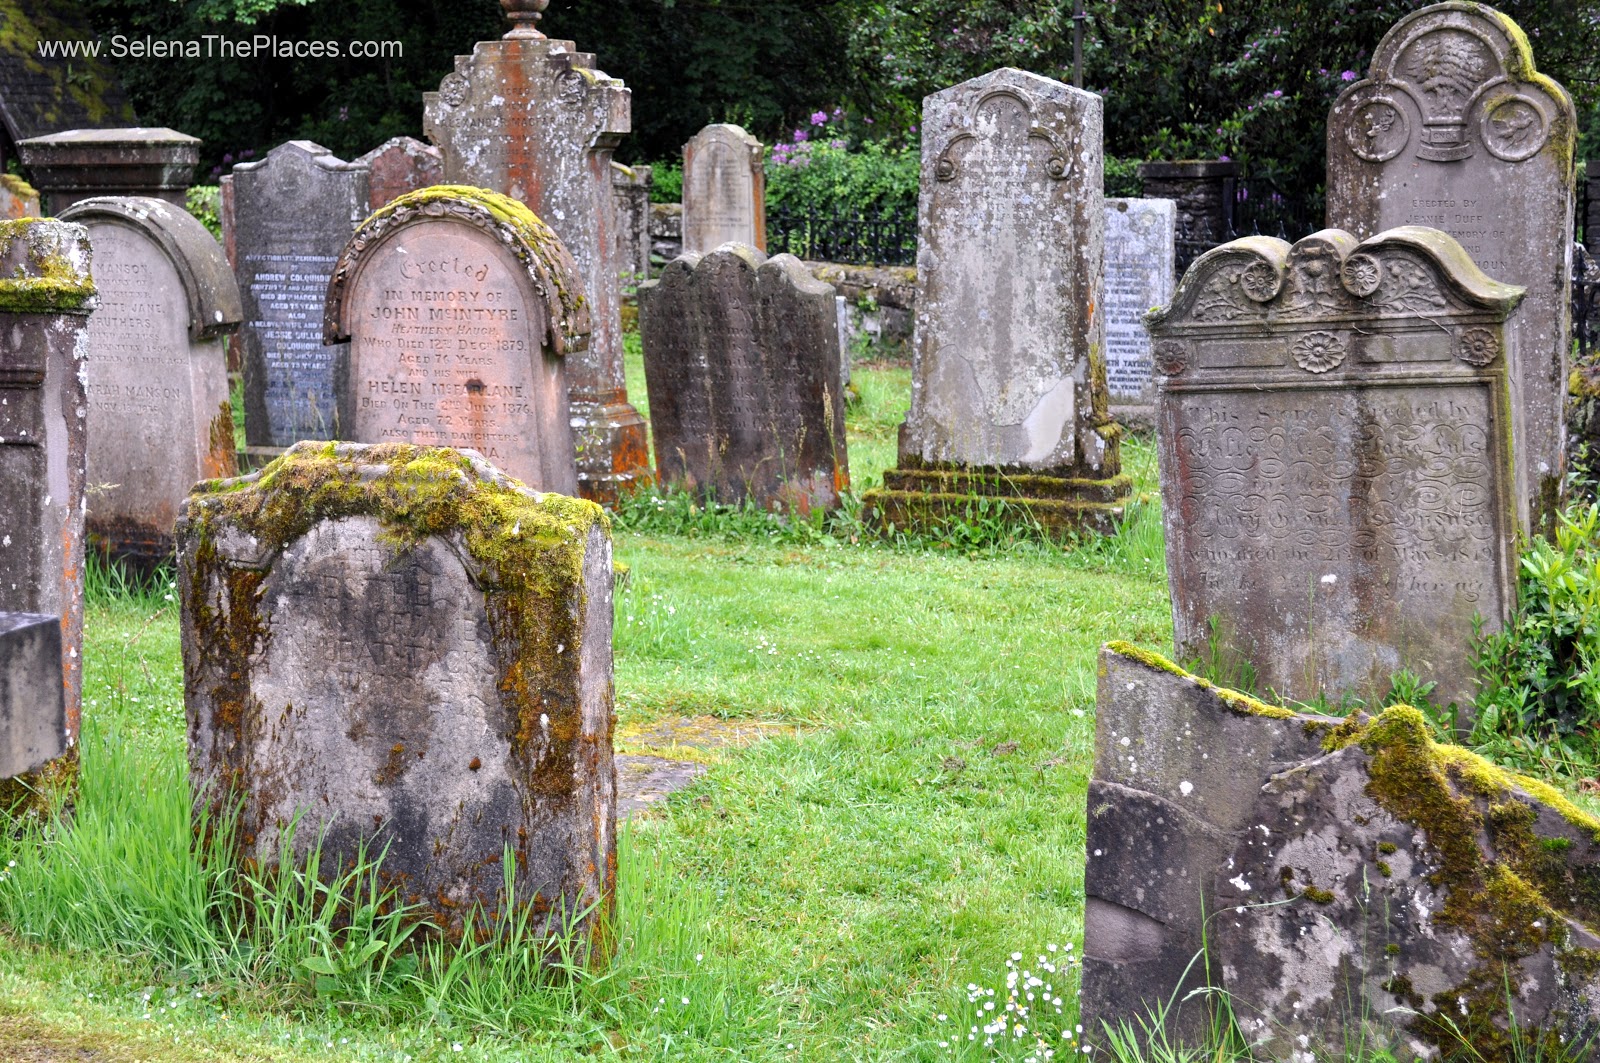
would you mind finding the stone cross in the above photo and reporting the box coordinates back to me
[863,67,1129,537]
[639,245,848,513]
[324,186,589,495]
[355,136,444,213]
[178,441,616,949]
[0,612,65,782]
[681,124,766,255]
[423,2,648,503]
[61,197,241,563]
[0,219,95,767]
[1147,227,1524,708]
[229,141,370,449]
[1104,197,1176,404]
[1327,3,1576,534]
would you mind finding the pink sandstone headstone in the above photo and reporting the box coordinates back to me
[0,176,39,220]
[325,186,589,495]
[356,136,444,213]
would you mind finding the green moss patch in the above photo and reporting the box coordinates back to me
[0,219,95,313]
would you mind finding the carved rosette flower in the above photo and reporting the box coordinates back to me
[1341,253,1383,297]
[1153,341,1189,376]
[1457,327,1500,367]
[438,73,470,108]
[1240,260,1281,303]
[1291,331,1346,374]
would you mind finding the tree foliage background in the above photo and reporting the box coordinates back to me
[74,0,1600,198]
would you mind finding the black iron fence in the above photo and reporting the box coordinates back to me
[766,206,917,267]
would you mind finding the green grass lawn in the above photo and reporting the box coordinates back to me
[0,354,1172,1061]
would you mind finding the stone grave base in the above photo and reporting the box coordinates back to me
[572,397,652,504]
[863,456,1131,538]
[615,715,795,818]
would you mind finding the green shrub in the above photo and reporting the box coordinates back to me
[765,112,919,219]
[1472,503,1600,772]
[185,185,222,241]
[648,161,683,203]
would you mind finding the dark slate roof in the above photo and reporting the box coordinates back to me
[0,0,136,145]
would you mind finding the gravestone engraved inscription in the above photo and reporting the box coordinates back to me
[1147,227,1524,707]
[0,219,95,762]
[61,197,242,561]
[681,124,766,255]
[639,245,847,513]
[179,442,615,947]
[326,186,590,495]
[864,67,1129,537]
[1327,3,1576,534]
[424,11,648,502]
[1104,198,1176,402]
[231,141,370,447]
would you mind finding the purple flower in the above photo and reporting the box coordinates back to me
[832,107,843,118]
[1340,70,1356,81]
[1272,89,1282,97]
[909,124,918,133]
[794,130,808,142]
[863,117,874,125]
[1218,155,1231,162]
[222,152,233,164]
[810,111,828,125]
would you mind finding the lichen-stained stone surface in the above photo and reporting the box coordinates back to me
[638,245,847,513]
[1146,227,1524,709]
[681,124,766,255]
[0,611,64,781]
[1083,644,1600,1061]
[324,185,589,496]
[178,442,615,949]
[61,196,241,563]
[424,14,648,503]
[1327,2,1577,536]
[355,136,443,213]
[0,219,96,777]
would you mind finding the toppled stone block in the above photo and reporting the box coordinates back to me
[1083,643,1600,1061]
[179,442,615,951]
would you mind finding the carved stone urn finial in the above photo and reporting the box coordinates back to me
[501,0,548,39]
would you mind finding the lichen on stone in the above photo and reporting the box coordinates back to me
[0,219,96,314]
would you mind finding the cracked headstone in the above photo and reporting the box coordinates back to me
[61,197,241,563]
[179,441,615,948]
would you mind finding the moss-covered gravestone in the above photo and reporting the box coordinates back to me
[638,245,848,513]
[1147,227,1523,710]
[178,442,616,947]
[1327,3,1576,534]
[60,197,241,563]
[862,68,1130,537]
[1083,643,1600,1059]
[324,186,589,496]
[0,219,96,795]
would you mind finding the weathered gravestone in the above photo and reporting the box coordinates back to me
[611,162,652,284]
[16,128,200,214]
[1147,228,1523,709]
[0,219,95,772]
[60,197,241,562]
[638,245,848,513]
[179,441,616,945]
[1328,3,1576,534]
[0,613,64,782]
[0,175,39,220]
[681,124,766,255]
[230,141,370,448]
[324,186,588,495]
[424,1,648,503]
[1104,198,1176,404]
[863,68,1130,536]
[1082,642,1600,1060]
[356,136,443,213]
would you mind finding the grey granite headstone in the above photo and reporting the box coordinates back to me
[864,68,1129,536]
[231,141,370,448]
[324,186,589,495]
[639,245,848,513]
[179,441,615,948]
[1327,3,1576,534]
[1147,227,1524,709]
[611,162,653,284]
[681,124,765,255]
[0,612,64,781]
[356,136,443,213]
[61,197,241,562]
[16,127,200,214]
[1104,198,1175,403]
[0,219,95,762]
[424,12,648,503]
[1084,643,1600,1060]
